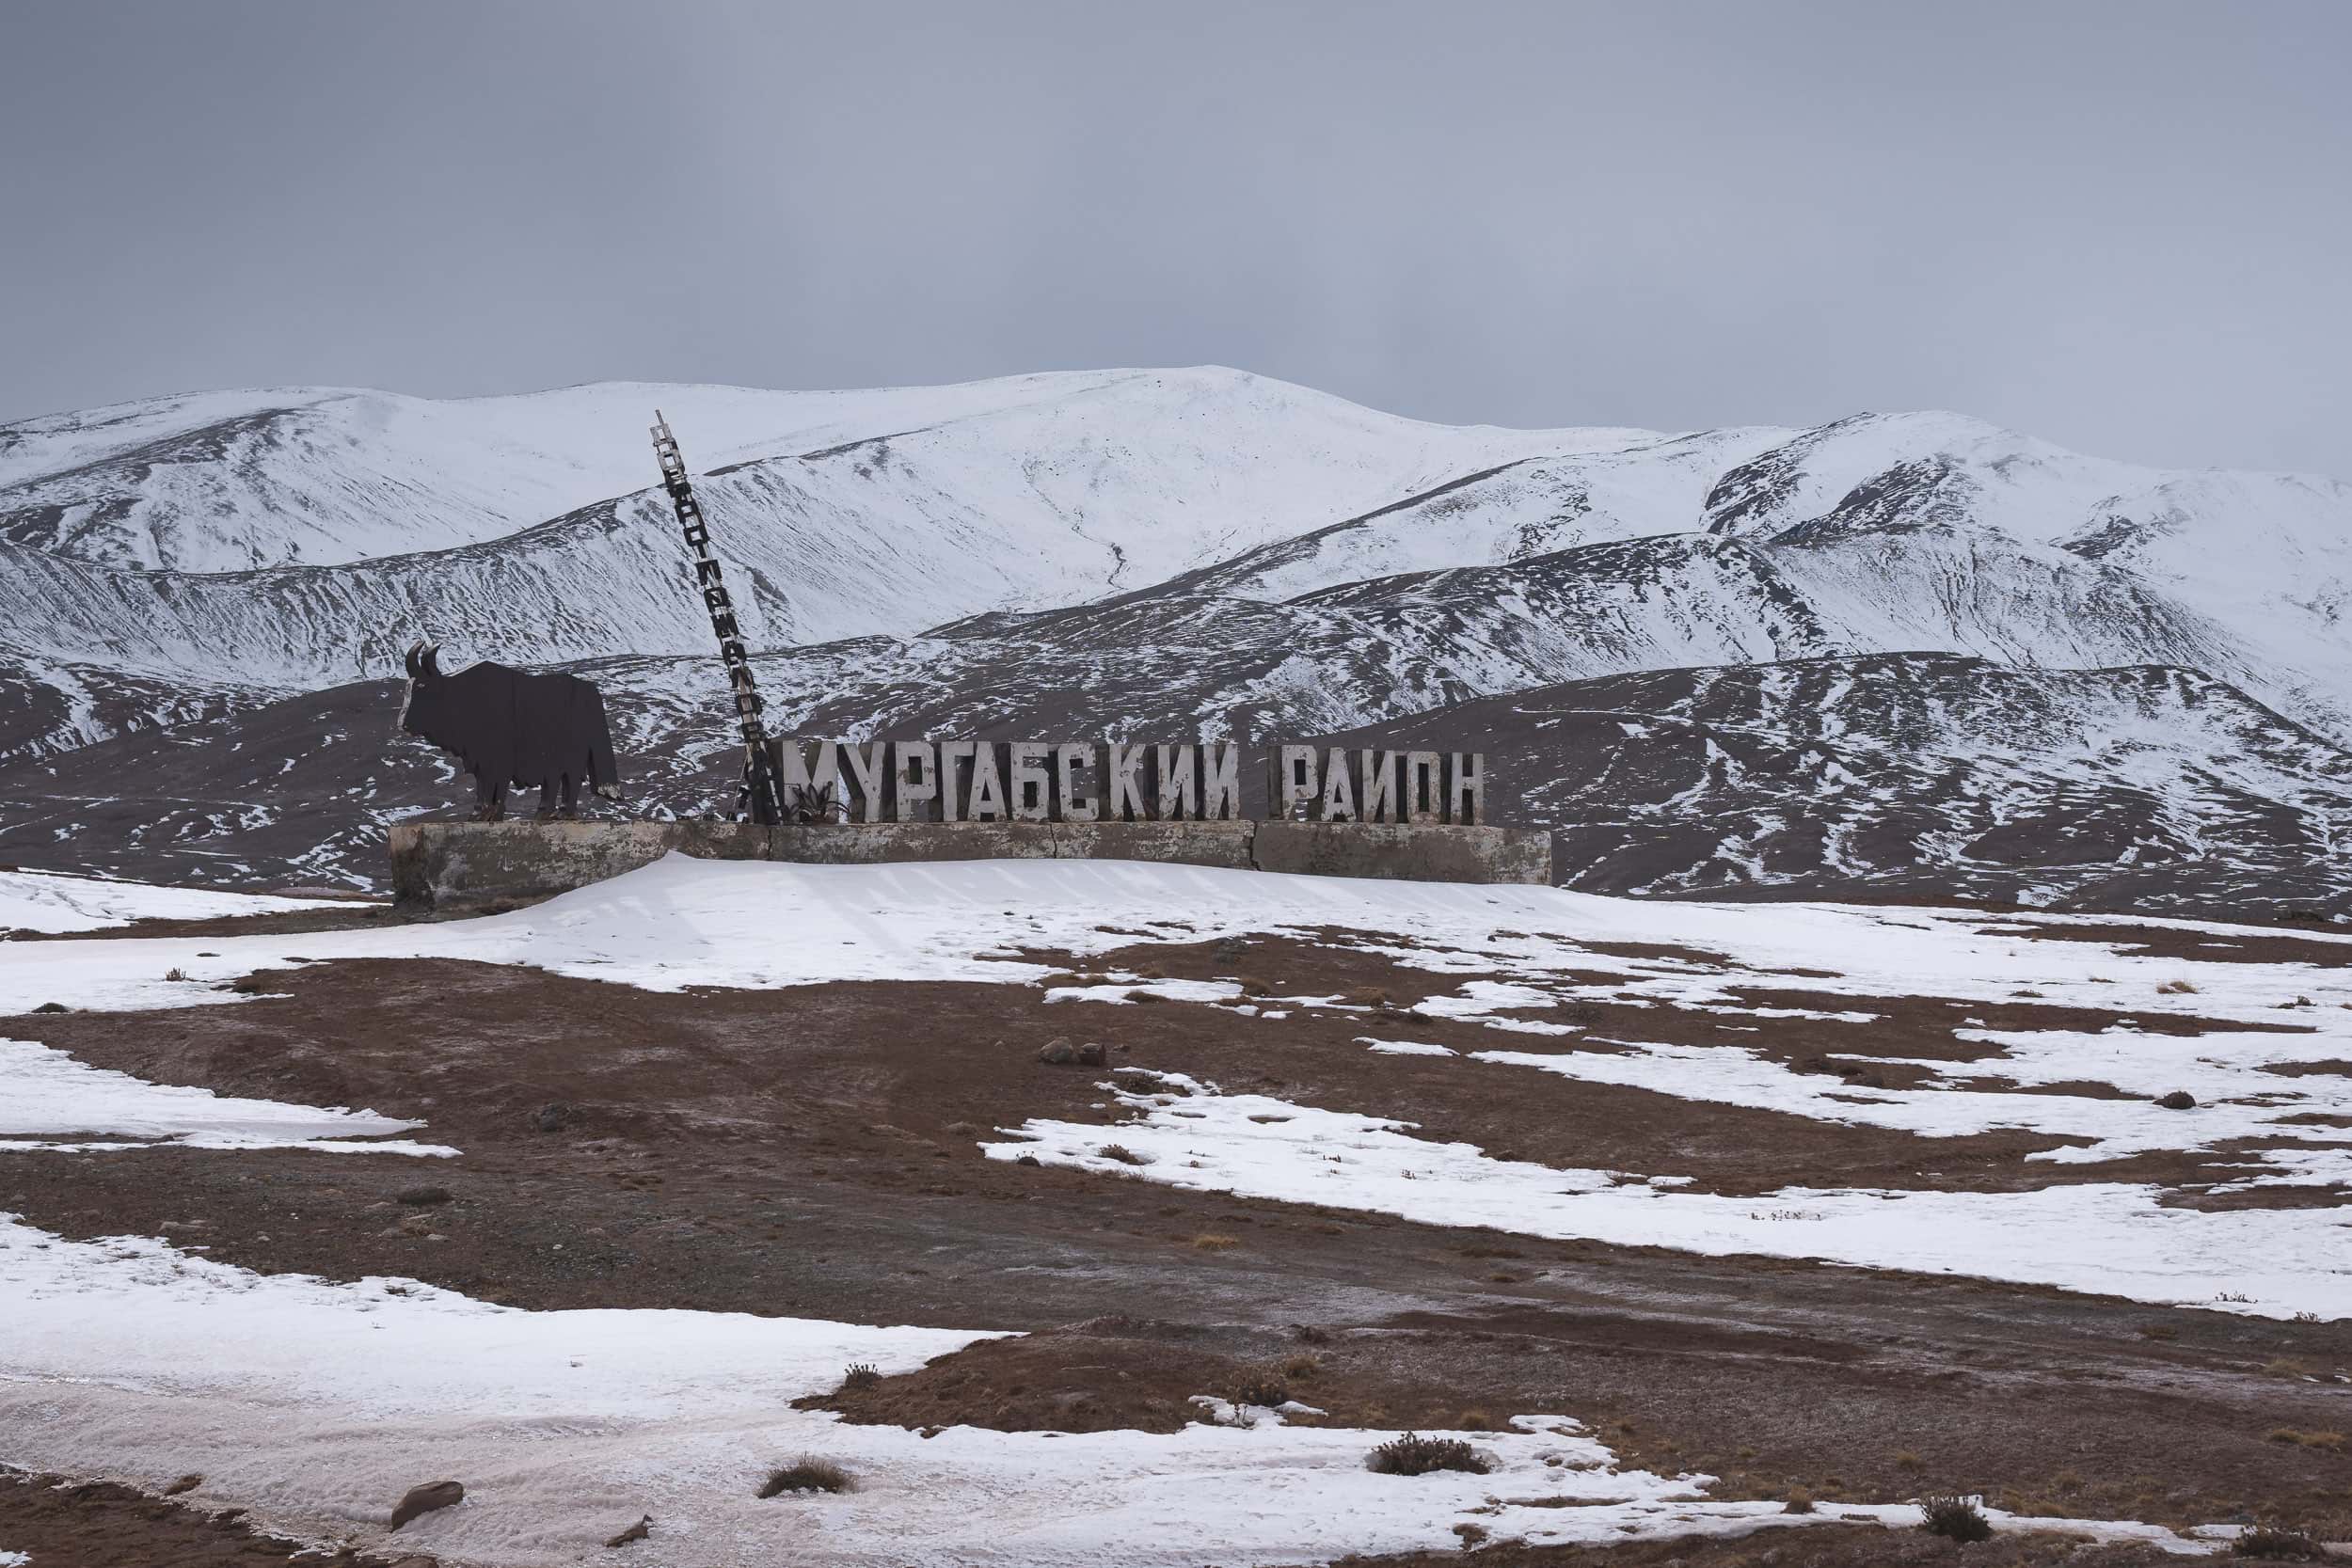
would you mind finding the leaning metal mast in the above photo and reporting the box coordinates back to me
[650,410,783,824]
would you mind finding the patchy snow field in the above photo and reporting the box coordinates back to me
[0,1217,2216,1566]
[4,855,2346,1315]
[3,856,2346,1562]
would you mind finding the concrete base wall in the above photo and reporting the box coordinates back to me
[389,818,1550,911]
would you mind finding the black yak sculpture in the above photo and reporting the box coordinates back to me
[400,641,622,820]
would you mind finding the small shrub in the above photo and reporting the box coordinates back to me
[841,1362,881,1390]
[164,967,190,982]
[1098,1143,1152,1166]
[2235,1522,2325,1560]
[1279,1353,1322,1380]
[2156,978,2201,994]
[2156,1089,2198,1110]
[1895,1449,1926,1472]
[1237,977,1273,997]
[1783,1487,1814,1514]
[31,1002,67,1013]
[1125,989,1165,1005]
[1291,1323,1331,1344]
[1457,1410,1491,1431]
[1453,1523,1490,1545]
[758,1456,854,1497]
[1367,1433,1492,1477]
[1918,1494,1993,1544]
[1230,1367,1290,1407]
[1191,1232,1238,1251]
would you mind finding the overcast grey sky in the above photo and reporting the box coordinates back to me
[4,1,2348,475]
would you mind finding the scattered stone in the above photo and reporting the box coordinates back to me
[605,1514,652,1547]
[2156,1089,2198,1110]
[31,1002,67,1013]
[1016,1154,1041,1167]
[389,1479,465,1529]
[1037,1037,1078,1065]
[532,1102,570,1133]
[396,1185,453,1207]
[163,1473,202,1496]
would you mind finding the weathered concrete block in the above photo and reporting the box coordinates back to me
[389,820,754,910]
[389,815,1548,910]
[1250,822,1550,884]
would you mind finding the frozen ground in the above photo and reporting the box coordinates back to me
[0,1216,2218,1567]
[2,857,2345,1563]
[4,855,2345,1314]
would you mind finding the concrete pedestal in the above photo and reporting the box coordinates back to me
[388,818,1552,911]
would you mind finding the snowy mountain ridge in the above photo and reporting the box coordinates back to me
[3,366,2349,911]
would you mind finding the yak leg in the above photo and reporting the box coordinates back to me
[558,771,580,820]
[472,777,506,823]
[535,780,560,821]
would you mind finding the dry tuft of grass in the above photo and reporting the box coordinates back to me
[2265,1428,2345,1449]
[1279,1353,1321,1380]
[1236,977,1274,997]
[1366,1433,1492,1477]
[1918,1494,1994,1543]
[1098,1143,1153,1166]
[758,1456,855,1497]
[1190,1233,1238,1251]
[1782,1487,1814,1515]
[2156,978,2201,994]
[164,967,191,982]
[1894,1449,1926,1472]
[841,1362,881,1390]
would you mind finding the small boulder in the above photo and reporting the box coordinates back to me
[2156,1089,2198,1110]
[396,1185,453,1207]
[1015,1154,1041,1167]
[532,1102,570,1133]
[163,1473,203,1496]
[1037,1037,1078,1065]
[605,1514,653,1548]
[389,1480,465,1530]
[31,1002,68,1014]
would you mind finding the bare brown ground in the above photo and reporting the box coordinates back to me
[1970,917,2352,971]
[0,1468,405,1568]
[5,929,2351,1558]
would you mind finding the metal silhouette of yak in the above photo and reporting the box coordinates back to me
[400,641,621,820]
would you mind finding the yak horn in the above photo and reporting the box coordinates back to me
[421,641,442,678]
[405,641,426,679]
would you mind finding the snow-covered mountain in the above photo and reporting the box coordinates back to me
[3,367,2348,911]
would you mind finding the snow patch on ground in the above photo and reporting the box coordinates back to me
[0,1037,450,1155]
[983,1079,2351,1320]
[0,870,347,936]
